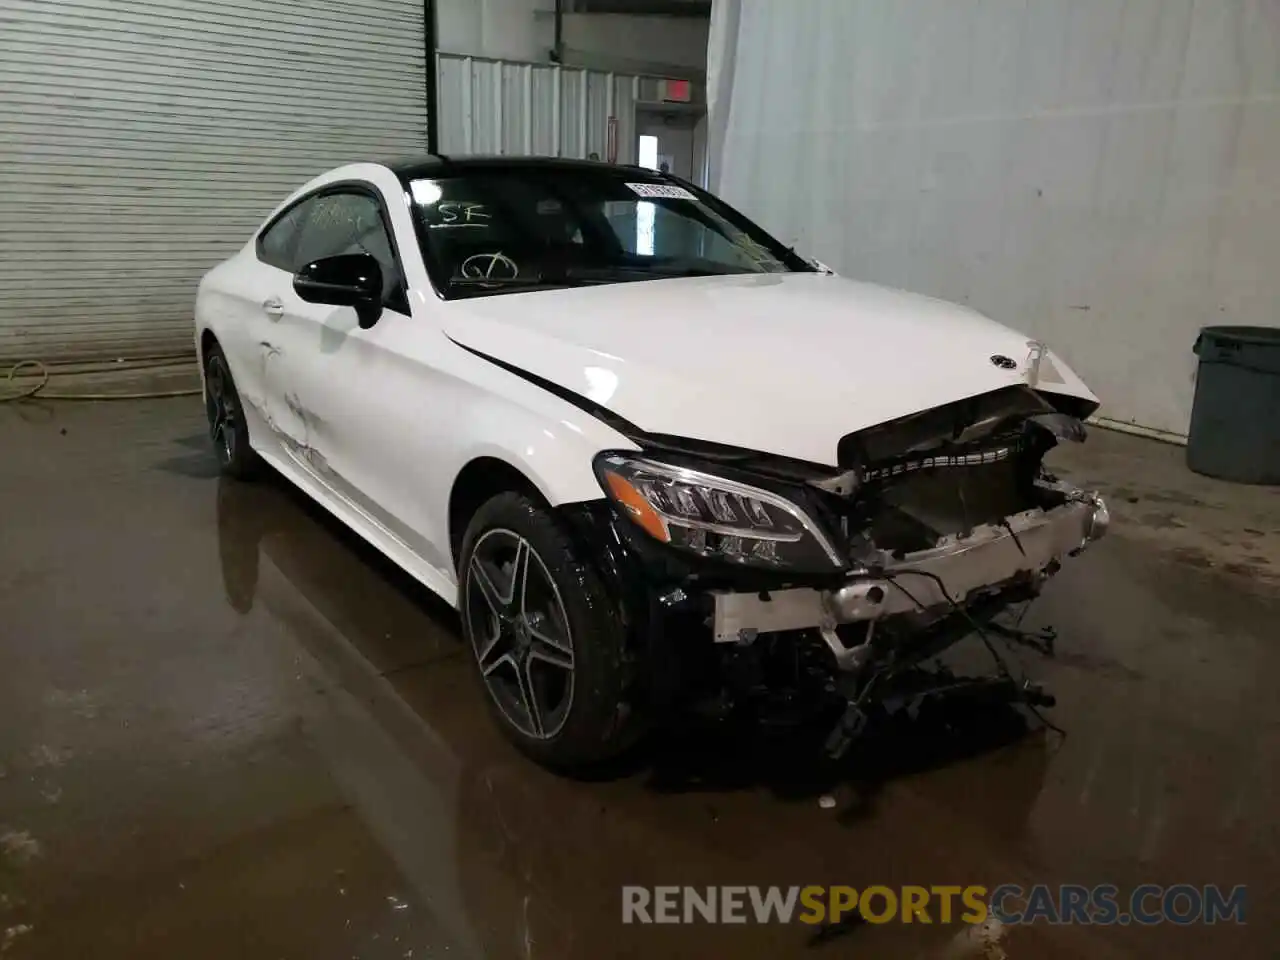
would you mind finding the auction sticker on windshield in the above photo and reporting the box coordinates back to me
[626,183,697,201]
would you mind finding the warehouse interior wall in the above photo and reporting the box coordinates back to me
[436,0,554,61]
[562,13,709,74]
[435,52,651,164]
[436,0,708,76]
[708,0,1280,439]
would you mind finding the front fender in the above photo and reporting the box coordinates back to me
[440,384,635,509]
[418,344,642,563]
[454,435,610,509]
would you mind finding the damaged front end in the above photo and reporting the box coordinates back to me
[561,386,1109,757]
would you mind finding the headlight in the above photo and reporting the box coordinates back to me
[593,454,846,571]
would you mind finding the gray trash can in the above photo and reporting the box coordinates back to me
[1187,325,1280,484]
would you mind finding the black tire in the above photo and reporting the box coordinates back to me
[203,343,258,480]
[458,492,645,769]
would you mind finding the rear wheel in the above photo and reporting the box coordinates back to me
[458,492,644,769]
[203,344,257,480]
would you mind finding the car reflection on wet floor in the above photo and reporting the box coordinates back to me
[1,400,1276,960]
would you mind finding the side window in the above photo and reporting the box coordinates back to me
[258,200,313,271]
[292,190,408,314]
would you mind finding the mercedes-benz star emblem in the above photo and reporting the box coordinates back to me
[990,354,1017,370]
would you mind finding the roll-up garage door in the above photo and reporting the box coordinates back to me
[0,0,427,363]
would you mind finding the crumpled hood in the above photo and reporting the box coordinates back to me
[441,273,1097,466]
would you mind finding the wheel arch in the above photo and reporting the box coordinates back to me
[448,456,552,569]
[199,327,220,366]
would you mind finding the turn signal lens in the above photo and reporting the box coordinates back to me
[603,471,670,543]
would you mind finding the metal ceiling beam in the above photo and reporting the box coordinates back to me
[570,0,711,17]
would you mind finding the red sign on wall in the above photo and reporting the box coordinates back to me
[663,79,692,103]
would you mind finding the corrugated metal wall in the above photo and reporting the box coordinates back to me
[0,0,427,363]
[436,52,705,165]
[708,0,1280,440]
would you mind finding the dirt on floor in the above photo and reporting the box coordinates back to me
[1047,428,1280,586]
[0,397,1277,960]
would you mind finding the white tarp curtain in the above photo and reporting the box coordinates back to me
[706,0,1280,439]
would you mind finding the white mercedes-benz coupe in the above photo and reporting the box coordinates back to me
[195,156,1108,768]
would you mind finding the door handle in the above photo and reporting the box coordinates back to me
[262,297,284,320]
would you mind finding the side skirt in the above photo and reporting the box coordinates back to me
[241,401,460,609]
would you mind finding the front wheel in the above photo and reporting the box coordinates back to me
[458,492,645,770]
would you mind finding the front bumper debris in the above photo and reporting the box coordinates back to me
[711,493,1109,644]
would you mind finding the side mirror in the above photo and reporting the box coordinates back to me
[293,253,383,329]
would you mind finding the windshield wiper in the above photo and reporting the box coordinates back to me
[564,265,734,281]
[444,265,733,293]
[446,276,545,288]
[445,274,609,293]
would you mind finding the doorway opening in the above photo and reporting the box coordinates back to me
[636,134,659,254]
[634,106,707,186]
[638,134,659,170]
[632,109,708,256]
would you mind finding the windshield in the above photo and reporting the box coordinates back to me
[407,168,813,298]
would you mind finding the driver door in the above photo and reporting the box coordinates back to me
[264,186,450,569]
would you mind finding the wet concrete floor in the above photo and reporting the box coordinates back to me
[1,399,1277,959]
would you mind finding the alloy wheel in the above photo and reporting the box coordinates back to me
[205,356,238,465]
[465,529,576,740]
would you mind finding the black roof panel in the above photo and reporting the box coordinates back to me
[384,153,658,183]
